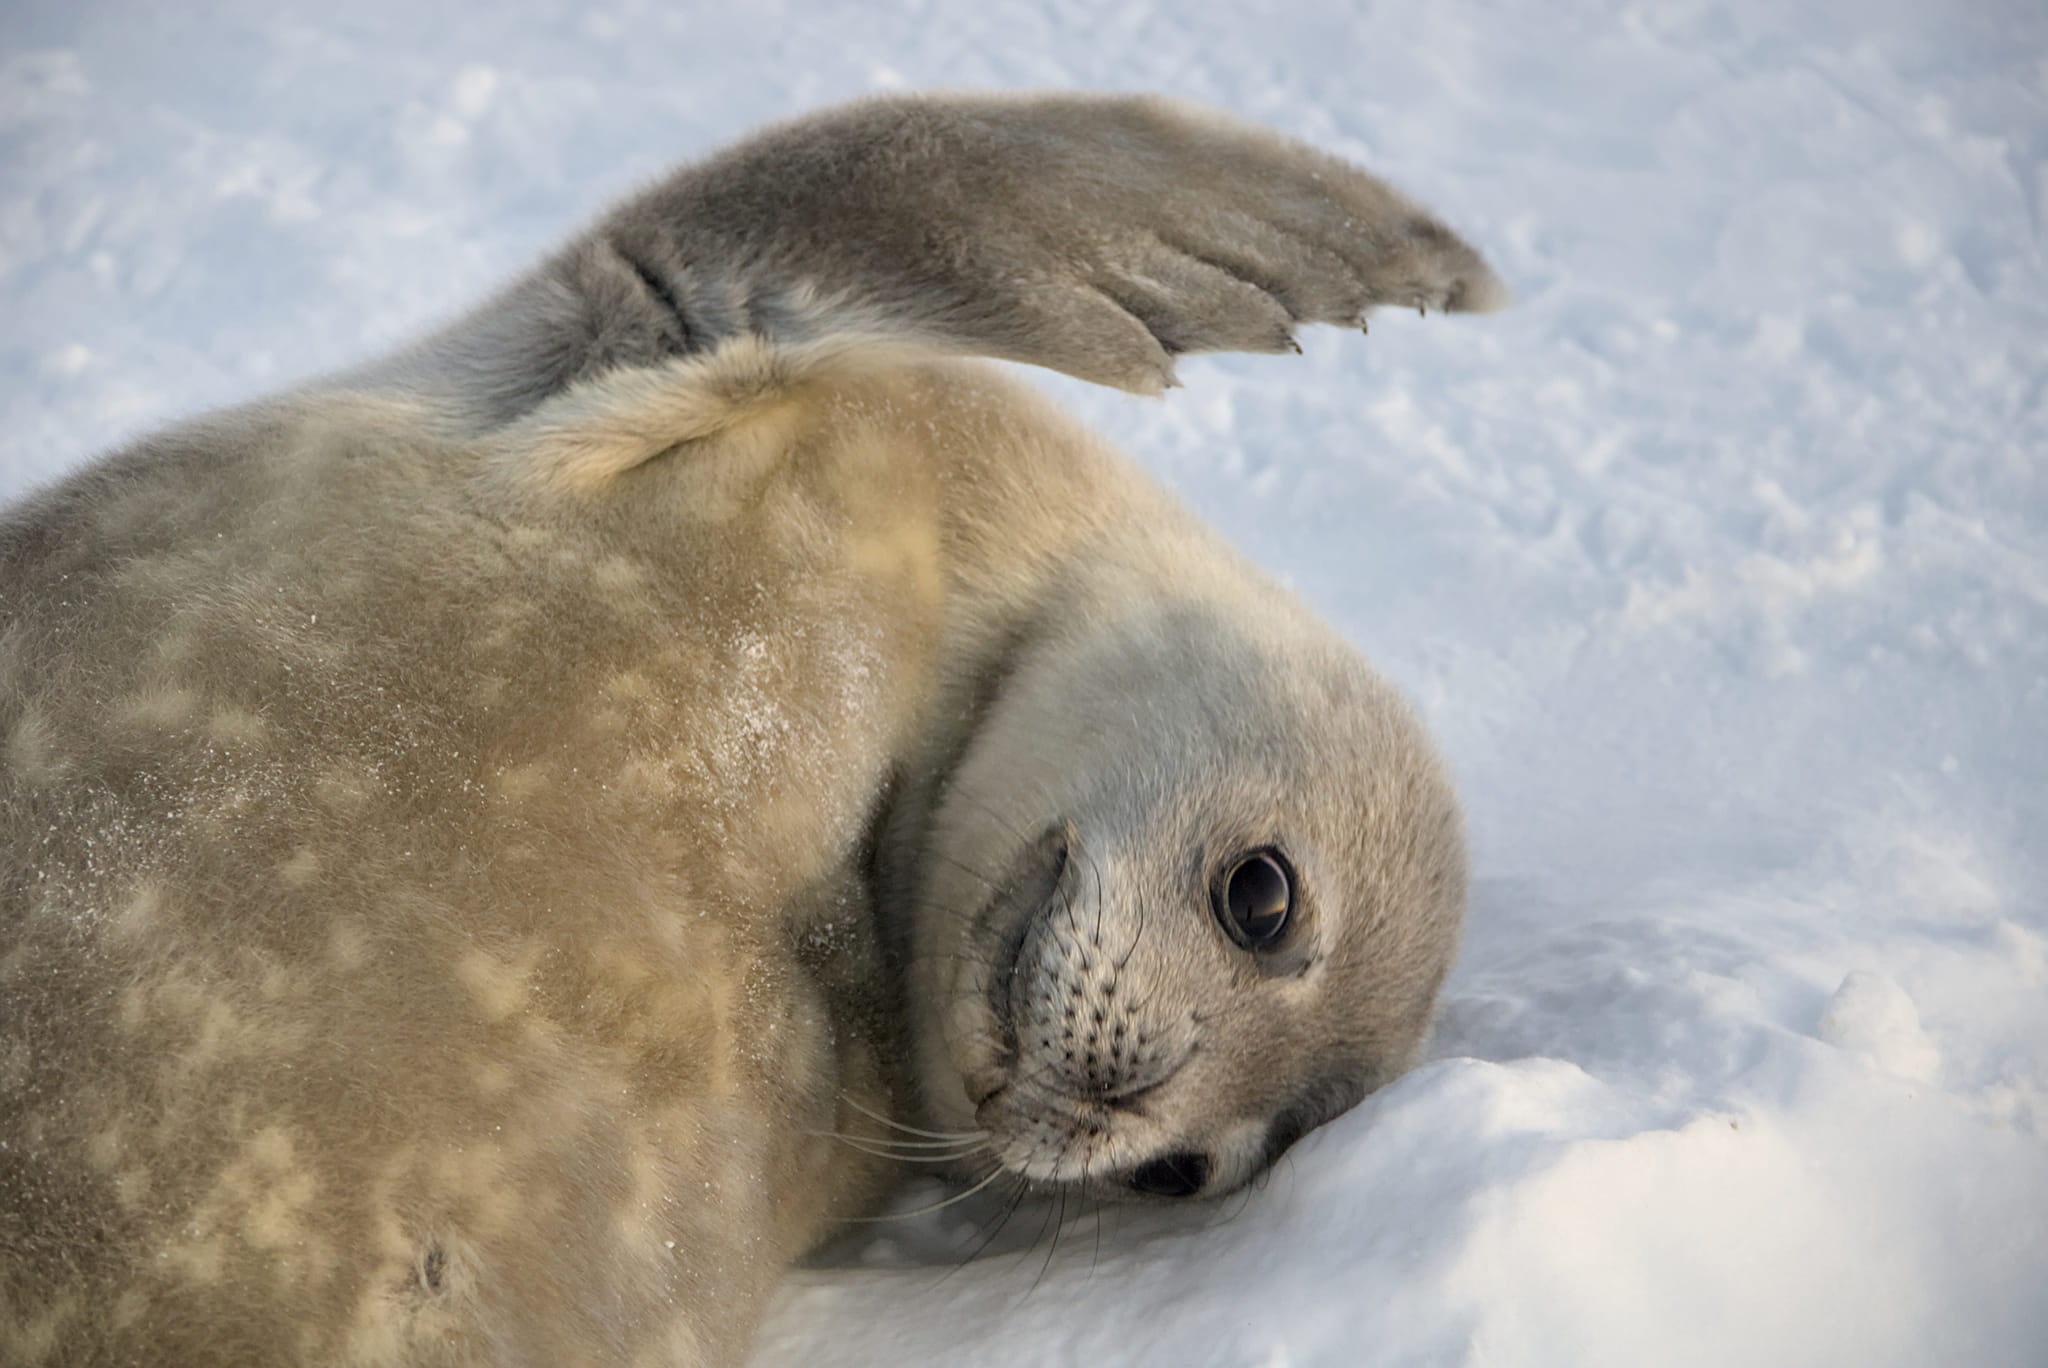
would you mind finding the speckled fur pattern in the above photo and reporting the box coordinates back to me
[1,93,1498,1366]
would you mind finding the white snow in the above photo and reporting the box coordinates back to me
[3,1,2043,1364]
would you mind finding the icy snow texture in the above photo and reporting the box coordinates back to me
[3,1,2044,1364]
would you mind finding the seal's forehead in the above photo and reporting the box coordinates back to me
[1069,599,1440,790]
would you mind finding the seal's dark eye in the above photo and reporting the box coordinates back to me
[1215,849,1294,950]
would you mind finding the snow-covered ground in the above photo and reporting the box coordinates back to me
[4,1,2044,1364]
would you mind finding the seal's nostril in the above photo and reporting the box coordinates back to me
[1128,1150,1210,1197]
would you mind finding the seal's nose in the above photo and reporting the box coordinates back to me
[1128,1149,1210,1197]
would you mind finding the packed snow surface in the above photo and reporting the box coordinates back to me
[4,1,2044,1364]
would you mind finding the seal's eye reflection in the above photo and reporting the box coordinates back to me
[1216,849,1294,949]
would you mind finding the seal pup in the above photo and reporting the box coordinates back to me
[0,93,1499,1365]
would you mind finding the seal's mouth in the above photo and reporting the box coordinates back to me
[985,909,1031,1071]
[967,820,1071,1100]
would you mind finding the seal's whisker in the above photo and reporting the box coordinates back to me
[811,1131,987,1150]
[1025,1186,1067,1294]
[808,1130,990,1153]
[1086,845,1108,947]
[942,1174,1033,1278]
[949,790,1049,852]
[837,1092,986,1142]
[924,851,1006,898]
[1090,1185,1105,1275]
[843,1162,1014,1222]
[822,1137,992,1164]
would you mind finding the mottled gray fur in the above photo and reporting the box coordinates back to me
[0,93,1498,1365]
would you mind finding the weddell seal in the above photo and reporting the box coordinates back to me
[0,93,1502,1365]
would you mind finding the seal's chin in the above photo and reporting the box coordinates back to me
[968,1073,1243,1200]
[973,1083,1120,1188]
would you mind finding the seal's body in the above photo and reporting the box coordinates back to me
[0,94,1499,1365]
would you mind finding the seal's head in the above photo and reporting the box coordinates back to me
[904,586,1466,1199]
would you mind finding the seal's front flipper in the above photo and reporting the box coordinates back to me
[364,93,1507,427]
